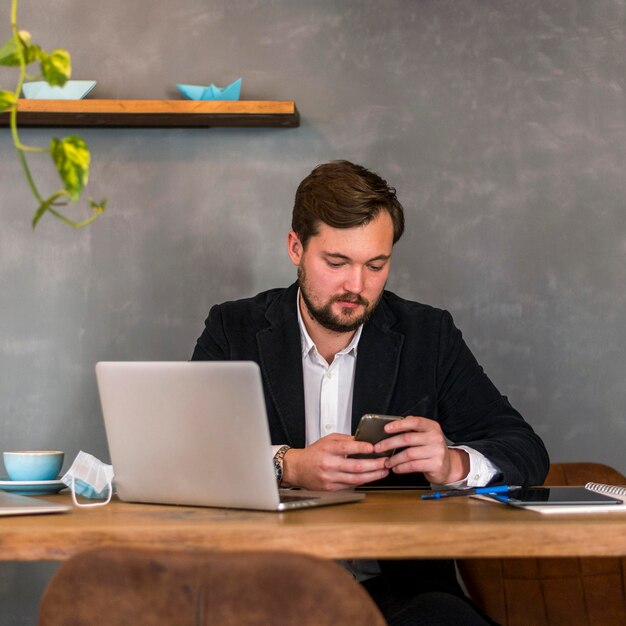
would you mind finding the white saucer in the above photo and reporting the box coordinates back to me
[0,477,66,495]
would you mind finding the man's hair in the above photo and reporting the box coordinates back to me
[292,160,405,248]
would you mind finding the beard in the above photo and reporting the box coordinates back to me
[297,266,384,333]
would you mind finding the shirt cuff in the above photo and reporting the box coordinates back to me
[442,445,500,489]
[271,445,285,457]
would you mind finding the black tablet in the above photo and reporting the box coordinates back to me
[487,486,622,506]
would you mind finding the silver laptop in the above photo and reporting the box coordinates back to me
[0,490,70,517]
[95,361,364,511]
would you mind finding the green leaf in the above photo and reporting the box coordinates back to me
[40,49,71,86]
[50,135,90,200]
[0,30,38,66]
[0,37,20,66]
[31,190,68,229]
[24,44,42,65]
[17,30,32,47]
[20,33,41,65]
[0,89,17,112]
[32,201,50,229]
[89,197,107,214]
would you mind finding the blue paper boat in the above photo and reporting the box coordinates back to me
[176,78,242,101]
[22,80,97,100]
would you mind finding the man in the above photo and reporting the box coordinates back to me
[192,161,549,624]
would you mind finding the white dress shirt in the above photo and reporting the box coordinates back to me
[301,322,362,447]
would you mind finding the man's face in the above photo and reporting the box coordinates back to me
[287,211,394,333]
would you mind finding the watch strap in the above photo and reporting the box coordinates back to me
[273,445,291,484]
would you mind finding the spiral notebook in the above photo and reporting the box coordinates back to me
[585,482,626,502]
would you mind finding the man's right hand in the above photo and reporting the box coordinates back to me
[281,433,389,491]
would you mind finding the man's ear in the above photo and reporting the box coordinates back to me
[287,231,303,266]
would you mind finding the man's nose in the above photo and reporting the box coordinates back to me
[344,267,364,293]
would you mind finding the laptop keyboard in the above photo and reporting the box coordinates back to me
[279,494,320,503]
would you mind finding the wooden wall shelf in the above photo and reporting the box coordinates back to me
[0,100,300,128]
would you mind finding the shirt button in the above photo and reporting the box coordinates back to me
[474,474,480,480]
[326,372,332,379]
[324,424,332,432]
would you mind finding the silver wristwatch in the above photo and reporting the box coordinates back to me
[273,445,291,484]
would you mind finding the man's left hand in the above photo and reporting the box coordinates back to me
[373,416,470,484]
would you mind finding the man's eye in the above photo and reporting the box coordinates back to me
[327,261,344,268]
[368,265,383,272]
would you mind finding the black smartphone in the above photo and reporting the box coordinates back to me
[487,487,622,507]
[350,414,403,459]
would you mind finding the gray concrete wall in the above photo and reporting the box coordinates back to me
[1,1,625,622]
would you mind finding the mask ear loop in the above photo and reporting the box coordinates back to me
[70,476,113,508]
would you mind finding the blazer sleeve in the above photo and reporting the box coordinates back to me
[435,311,550,486]
[191,305,230,360]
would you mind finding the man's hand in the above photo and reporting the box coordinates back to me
[374,416,470,485]
[282,434,389,491]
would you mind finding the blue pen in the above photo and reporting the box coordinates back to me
[421,485,520,500]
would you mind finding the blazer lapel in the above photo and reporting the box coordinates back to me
[351,298,404,432]
[256,284,307,448]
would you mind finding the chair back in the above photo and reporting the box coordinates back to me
[39,547,386,626]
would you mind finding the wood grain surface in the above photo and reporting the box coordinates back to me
[0,100,300,127]
[2,490,625,562]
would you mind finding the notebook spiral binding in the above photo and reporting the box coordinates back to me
[585,482,626,497]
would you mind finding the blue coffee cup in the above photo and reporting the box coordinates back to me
[3,450,64,481]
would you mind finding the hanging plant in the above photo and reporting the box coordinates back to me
[0,0,106,228]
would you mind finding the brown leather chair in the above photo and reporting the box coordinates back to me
[38,547,386,626]
[457,462,626,626]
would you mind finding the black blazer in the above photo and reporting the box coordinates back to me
[192,282,549,487]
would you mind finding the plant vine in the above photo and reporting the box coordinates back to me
[0,0,105,228]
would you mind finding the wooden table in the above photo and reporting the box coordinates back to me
[2,491,626,562]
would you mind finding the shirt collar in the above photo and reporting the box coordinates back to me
[296,288,363,358]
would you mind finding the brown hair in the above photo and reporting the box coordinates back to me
[292,160,405,248]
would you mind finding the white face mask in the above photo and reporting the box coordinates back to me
[60,451,114,508]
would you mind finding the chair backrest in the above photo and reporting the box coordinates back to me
[457,462,626,626]
[38,547,386,626]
